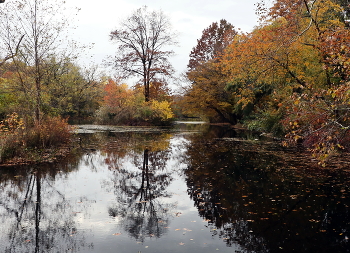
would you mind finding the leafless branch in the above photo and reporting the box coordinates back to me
[0,34,25,67]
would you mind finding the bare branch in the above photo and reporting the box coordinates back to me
[0,34,25,67]
[109,6,177,102]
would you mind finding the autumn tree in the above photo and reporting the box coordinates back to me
[232,0,350,161]
[0,0,79,123]
[109,6,177,102]
[182,20,238,123]
[101,78,135,121]
[188,19,237,71]
[266,0,350,161]
[134,78,172,102]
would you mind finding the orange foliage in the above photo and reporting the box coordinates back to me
[103,79,133,110]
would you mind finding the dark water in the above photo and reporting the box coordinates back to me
[1,123,350,253]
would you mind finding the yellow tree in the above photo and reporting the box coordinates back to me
[259,0,350,161]
[220,12,326,134]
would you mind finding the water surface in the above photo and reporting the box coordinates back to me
[0,123,349,252]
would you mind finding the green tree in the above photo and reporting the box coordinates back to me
[42,57,103,120]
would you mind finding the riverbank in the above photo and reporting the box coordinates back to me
[0,115,74,167]
[1,122,349,169]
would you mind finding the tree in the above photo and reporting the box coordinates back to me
[42,58,103,119]
[188,19,237,71]
[0,0,78,123]
[234,0,350,161]
[110,6,177,102]
[182,20,238,123]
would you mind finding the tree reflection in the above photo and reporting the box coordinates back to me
[0,162,90,252]
[184,128,350,253]
[103,132,176,242]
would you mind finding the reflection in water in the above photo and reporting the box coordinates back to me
[184,130,350,253]
[1,124,350,252]
[101,132,177,242]
[0,160,91,252]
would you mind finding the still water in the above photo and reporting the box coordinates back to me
[0,123,350,253]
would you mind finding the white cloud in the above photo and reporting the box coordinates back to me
[67,0,260,78]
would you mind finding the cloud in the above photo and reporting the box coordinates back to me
[67,0,260,77]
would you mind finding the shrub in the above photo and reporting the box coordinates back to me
[246,110,285,137]
[0,113,25,162]
[0,113,72,163]
[26,116,72,149]
[95,100,174,125]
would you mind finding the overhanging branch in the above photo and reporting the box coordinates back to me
[0,34,25,67]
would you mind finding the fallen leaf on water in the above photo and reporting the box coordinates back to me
[309,219,320,223]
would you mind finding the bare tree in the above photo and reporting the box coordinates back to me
[0,0,78,123]
[110,6,177,102]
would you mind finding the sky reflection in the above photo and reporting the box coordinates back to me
[1,126,349,252]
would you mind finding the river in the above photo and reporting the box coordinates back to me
[0,122,349,252]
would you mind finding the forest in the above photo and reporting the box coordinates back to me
[1,0,350,164]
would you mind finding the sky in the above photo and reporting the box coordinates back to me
[66,0,263,80]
